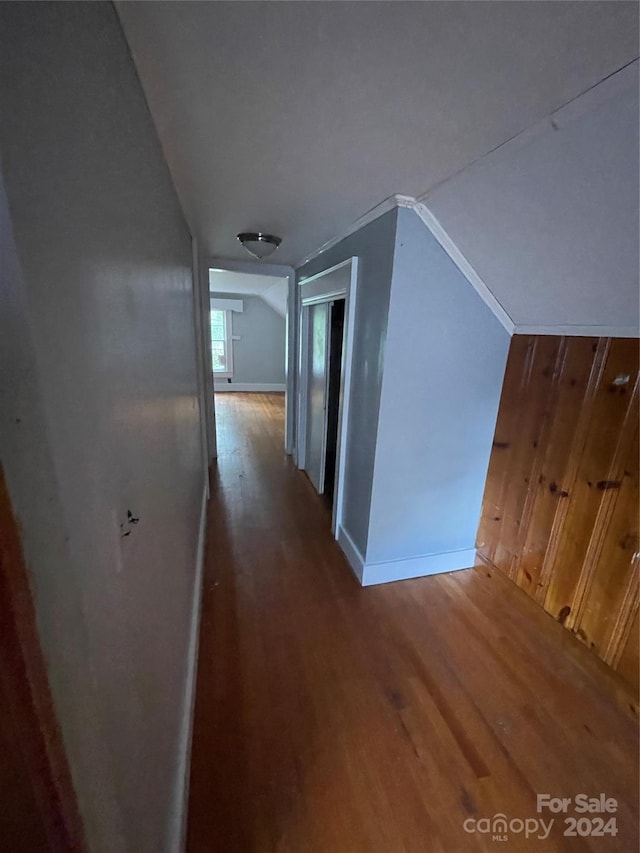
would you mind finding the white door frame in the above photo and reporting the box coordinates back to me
[298,257,358,533]
[192,240,217,466]
[302,301,331,494]
[206,257,296,454]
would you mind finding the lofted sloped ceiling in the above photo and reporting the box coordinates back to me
[423,62,639,333]
[210,269,288,317]
[118,1,639,326]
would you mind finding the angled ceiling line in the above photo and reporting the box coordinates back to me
[417,57,639,206]
[297,58,639,339]
[210,287,287,319]
[209,265,290,318]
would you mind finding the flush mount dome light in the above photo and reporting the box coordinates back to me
[237,232,281,260]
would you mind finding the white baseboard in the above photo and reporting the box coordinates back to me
[336,524,365,582]
[169,475,208,853]
[214,382,286,392]
[336,527,475,587]
[361,547,476,586]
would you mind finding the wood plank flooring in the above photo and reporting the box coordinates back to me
[187,393,638,853]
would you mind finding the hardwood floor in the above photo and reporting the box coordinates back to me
[187,393,638,853]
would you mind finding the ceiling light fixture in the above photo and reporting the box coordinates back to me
[237,232,281,260]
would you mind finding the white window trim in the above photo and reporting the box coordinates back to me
[211,308,234,379]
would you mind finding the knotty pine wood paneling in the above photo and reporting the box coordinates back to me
[477,335,639,693]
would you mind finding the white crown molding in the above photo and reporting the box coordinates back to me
[393,194,418,209]
[297,193,516,334]
[410,202,516,335]
[514,324,640,338]
[298,194,408,267]
[298,181,639,340]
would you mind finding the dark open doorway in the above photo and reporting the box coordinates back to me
[323,298,345,507]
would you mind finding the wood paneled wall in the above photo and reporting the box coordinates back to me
[477,335,639,693]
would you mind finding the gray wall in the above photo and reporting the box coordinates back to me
[297,209,398,557]
[0,4,201,851]
[212,293,286,386]
[366,208,510,576]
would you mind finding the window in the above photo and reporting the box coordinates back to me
[210,308,233,377]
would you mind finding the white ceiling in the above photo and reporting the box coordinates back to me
[209,269,288,317]
[426,62,639,332]
[118,1,639,270]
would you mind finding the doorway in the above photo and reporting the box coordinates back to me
[323,299,345,506]
[303,298,345,506]
[208,269,288,392]
[205,260,296,456]
[298,258,357,535]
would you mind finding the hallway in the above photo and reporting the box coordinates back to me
[187,394,638,853]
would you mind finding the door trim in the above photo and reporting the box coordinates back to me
[205,258,297,456]
[297,257,358,534]
[0,465,86,851]
[303,300,330,495]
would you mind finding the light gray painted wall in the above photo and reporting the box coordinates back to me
[212,293,285,385]
[426,64,639,333]
[0,4,201,851]
[297,209,397,556]
[0,164,127,847]
[366,208,510,570]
